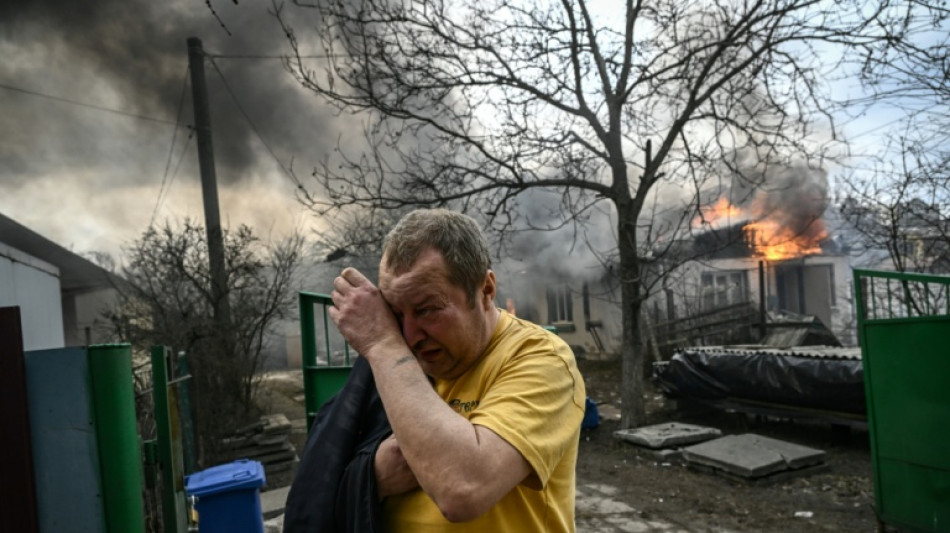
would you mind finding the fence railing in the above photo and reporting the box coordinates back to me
[299,292,354,430]
[854,268,950,321]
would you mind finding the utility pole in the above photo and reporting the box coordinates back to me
[187,37,232,330]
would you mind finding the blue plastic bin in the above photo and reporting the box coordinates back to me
[582,397,600,429]
[185,459,266,533]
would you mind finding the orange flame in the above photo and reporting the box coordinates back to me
[743,219,828,261]
[695,197,828,261]
[693,197,743,228]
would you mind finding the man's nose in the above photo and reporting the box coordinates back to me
[401,315,426,348]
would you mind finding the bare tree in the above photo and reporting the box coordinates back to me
[839,131,950,272]
[312,205,413,273]
[107,219,304,463]
[838,1,950,272]
[274,0,930,427]
[853,0,950,112]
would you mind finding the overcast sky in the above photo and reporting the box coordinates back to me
[1,0,352,261]
[1,0,924,273]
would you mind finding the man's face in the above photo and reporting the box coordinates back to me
[379,248,496,380]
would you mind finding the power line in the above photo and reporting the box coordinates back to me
[166,133,195,211]
[151,68,193,228]
[0,82,178,125]
[206,55,295,180]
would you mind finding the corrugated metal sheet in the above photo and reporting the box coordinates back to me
[686,345,862,360]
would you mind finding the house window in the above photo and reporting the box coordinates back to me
[547,285,574,323]
[701,271,748,310]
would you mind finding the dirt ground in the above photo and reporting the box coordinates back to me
[576,358,878,533]
[257,356,879,532]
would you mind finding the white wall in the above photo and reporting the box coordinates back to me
[654,254,856,346]
[0,243,65,350]
[64,288,118,346]
[525,278,623,359]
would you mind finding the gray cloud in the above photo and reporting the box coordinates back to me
[0,0,353,256]
[4,0,341,183]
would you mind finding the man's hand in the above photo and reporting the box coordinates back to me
[374,435,420,499]
[328,267,405,358]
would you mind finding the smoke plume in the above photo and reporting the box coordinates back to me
[0,0,351,257]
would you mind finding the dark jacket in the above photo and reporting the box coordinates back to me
[283,356,391,533]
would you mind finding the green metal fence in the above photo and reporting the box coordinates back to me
[88,344,147,533]
[299,292,354,430]
[24,344,146,533]
[854,269,950,533]
[145,345,190,533]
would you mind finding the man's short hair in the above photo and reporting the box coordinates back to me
[382,209,492,304]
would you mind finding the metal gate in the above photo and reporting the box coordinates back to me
[854,269,950,532]
[299,292,353,430]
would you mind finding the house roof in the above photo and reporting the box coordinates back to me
[0,212,120,293]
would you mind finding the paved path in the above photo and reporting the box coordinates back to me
[261,482,736,532]
[575,482,738,533]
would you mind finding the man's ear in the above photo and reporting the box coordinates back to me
[481,270,497,310]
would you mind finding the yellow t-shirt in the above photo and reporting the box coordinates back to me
[384,310,586,532]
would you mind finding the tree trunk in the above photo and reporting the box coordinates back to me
[617,201,646,429]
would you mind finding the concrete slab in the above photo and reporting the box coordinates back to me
[648,448,683,462]
[681,434,826,479]
[613,422,722,449]
[260,485,290,520]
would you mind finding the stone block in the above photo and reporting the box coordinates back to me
[613,422,722,449]
[682,433,826,479]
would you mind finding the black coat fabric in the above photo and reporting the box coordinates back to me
[283,356,391,533]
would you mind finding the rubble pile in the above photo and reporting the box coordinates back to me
[221,413,299,489]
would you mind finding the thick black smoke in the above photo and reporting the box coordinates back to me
[1,0,339,187]
[731,161,830,240]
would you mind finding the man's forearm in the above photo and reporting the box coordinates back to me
[374,435,419,499]
[364,344,525,521]
[366,344,476,482]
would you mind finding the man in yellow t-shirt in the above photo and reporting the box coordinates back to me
[329,208,585,532]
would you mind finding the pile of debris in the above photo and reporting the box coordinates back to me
[221,413,299,489]
[653,345,866,426]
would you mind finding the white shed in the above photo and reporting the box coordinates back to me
[0,213,119,349]
[0,242,65,350]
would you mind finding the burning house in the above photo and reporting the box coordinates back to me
[494,164,861,362]
[651,166,856,351]
[648,168,870,424]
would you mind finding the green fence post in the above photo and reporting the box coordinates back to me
[88,344,146,533]
[152,345,187,533]
[176,352,198,475]
[300,292,319,430]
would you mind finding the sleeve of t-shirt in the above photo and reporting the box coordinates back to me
[467,334,586,488]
